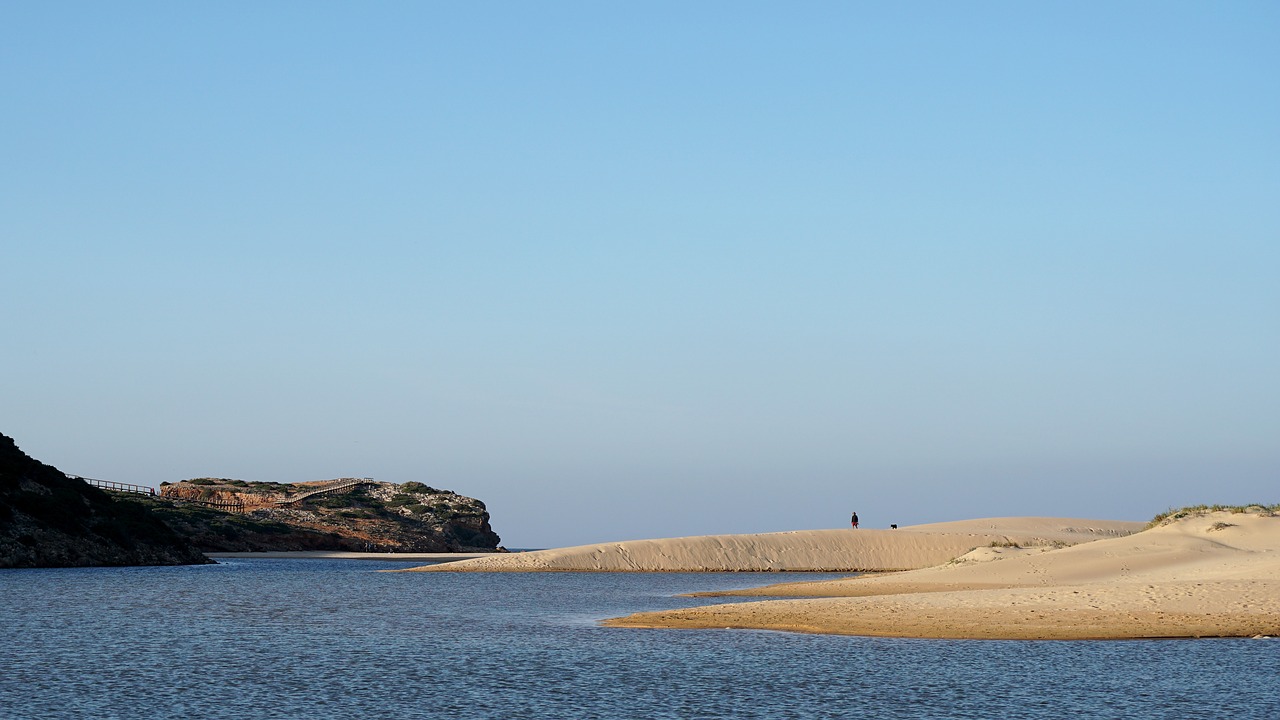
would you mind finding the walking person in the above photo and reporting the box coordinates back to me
[850,511,859,529]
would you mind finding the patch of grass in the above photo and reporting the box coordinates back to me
[1147,504,1280,529]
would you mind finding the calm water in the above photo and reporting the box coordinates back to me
[3,559,1277,720]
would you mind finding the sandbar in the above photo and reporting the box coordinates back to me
[604,511,1280,639]
[403,517,1142,573]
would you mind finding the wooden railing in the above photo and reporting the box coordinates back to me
[275,478,377,506]
[81,474,380,514]
[70,475,156,496]
[187,498,247,513]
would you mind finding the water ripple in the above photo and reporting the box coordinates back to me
[2,561,1277,719]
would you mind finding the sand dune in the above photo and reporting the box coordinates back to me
[605,511,1280,639]
[403,517,1143,573]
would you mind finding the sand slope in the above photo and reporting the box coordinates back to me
[605,511,1280,639]
[405,517,1142,573]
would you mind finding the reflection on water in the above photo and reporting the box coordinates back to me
[2,560,1277,719]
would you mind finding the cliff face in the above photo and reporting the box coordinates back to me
[0,434,211,569]
[147,478,502,552]
[0,432,503,562]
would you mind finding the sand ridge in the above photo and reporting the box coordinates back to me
[604,511,1280,639]
[403,517,1143,573]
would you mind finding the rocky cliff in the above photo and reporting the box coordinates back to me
[143,477,502,552]
[0,434,211,568]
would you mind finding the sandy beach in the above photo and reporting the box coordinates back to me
[604,510,1280,639]
[207,551,502,562]
[404,517,1142,573]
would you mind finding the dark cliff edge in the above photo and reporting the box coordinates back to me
[0,434,211,569]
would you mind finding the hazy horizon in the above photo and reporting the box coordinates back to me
[3,3,1276,548]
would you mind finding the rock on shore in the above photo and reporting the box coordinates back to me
[148,478,502,552]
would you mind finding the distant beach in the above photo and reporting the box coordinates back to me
[403,517,1144,573]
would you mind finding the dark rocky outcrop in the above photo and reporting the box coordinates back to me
[0,434,211,568]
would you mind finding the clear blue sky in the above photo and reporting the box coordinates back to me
[3,2,1276,548]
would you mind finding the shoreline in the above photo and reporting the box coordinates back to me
[604,581,1280,640]
[206,551,504,562]
[209,513,1280,640]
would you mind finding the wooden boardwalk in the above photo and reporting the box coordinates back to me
[76,473,380,514]
[70,475,156,496]
[274,478,378,506]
